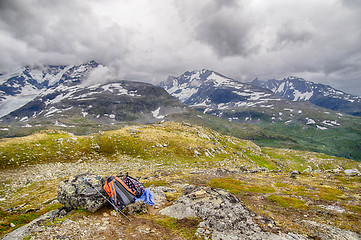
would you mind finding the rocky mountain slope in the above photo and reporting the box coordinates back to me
[0,122,360,239]
[0,62,187,137]
[160,70,361,161]
[0,61,99,118]
[0,65,360,161]
[251,76,361,116]
[161,70,352,127]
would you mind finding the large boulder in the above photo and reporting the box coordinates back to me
[57,174,106,212]
[159,186,307,240]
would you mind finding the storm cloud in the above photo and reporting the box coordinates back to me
[0,0,360,95]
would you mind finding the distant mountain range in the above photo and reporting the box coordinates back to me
[160,69,348,127]
[251,76,361,116]
[0,63,360,160]
[0,61,186,131]
[160,69,361,160]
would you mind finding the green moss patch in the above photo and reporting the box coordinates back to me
[155,216,202,239]
[209,178,276,194]
[267,195,308,209]
[0,203,62,237]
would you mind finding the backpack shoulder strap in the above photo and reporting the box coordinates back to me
[114,177,136,196]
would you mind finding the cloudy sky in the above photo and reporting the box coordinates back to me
[1,0,361,95]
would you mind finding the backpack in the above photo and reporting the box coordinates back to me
[122,174,145,198]
[103,175,136,209]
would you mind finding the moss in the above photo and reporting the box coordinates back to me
[209,178,276,194]
[0,203,62,237]
[344,204,361,214]
[245,153,278,170]
[155,216,202,239]
[267,195,308,209]
[317,186,344,201]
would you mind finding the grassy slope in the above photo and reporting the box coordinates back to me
[168,111,361,161]
[0,122,360,238]
[1,107,360,161]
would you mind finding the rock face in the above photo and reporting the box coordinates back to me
[159,186,302,240]
[57,174,106,212]
[302,220,361,240]
[1,208,68,240]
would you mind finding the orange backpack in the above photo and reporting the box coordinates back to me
[103,176,136,209]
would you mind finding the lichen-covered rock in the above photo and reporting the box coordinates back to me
[302,220,361,240]
[123,201,148,215]
[57,174,106,212]
[159,186,295,239]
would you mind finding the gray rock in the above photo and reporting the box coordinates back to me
[1,208,67,240]
[150,186,174,207]
[302,166,313,173]
[57,174,106,212]
[123,201,148,215]
[344,169,360,176]
[302,220,361,240]
[160,186,292,239]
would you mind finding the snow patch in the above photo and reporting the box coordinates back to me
[55,121,75,127]
[293,89,313,101]
[317,125,328,130]
[152,107,165,119]
[306,119,316,125]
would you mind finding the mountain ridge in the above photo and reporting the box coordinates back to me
[159,69,361,160]
[0,61,100,118]
[251,76,361,116]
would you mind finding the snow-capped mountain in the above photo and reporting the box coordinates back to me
[251,76,361,116]
[2,80,184,125]
[0,61,99,117]
[0,62,186,133]
[160,70,350,130]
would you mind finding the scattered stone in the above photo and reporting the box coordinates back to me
[318,205,345,213]
[238,165,249,172]
[302,166,313,173]
[290,170,300,178]
[110,210,118,217]
[57,174,106,212]
[344,169,360,176]
[9,223,15,228]
[213,167,238,176]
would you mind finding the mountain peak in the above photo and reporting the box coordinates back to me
[251,76,361,116]
[160,69,237,102]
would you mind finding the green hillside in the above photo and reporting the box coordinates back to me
[0,122,360,238]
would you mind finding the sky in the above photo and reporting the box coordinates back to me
[0,0,361,95]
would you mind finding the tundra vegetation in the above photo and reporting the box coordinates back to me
[0,122,360,238]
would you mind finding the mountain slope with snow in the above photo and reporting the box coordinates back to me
[160,70,345,127]
[2,80,185,125]
[0,61,99,117]
[0,62,187,137]
[160,70,361,160]
[251,77,361,116]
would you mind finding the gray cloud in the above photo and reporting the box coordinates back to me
[196,12,257,57]
[0,0,360,95]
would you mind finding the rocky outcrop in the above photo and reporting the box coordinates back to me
[1,208,68,240]
[302,220,361,240]
[159,186,307,240]
[57,174,106,212]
